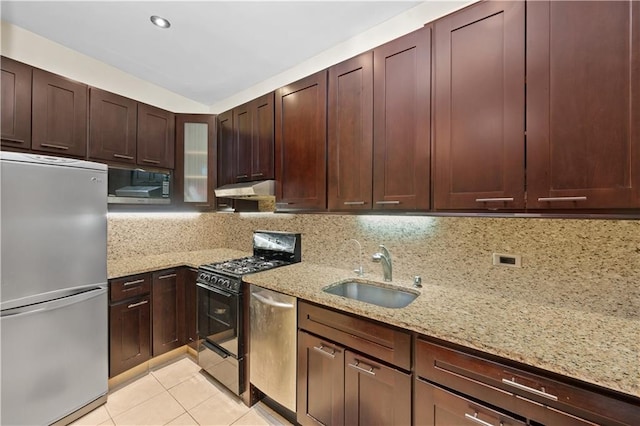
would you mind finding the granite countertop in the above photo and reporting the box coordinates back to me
[243,262,640,400]
[107,251,639,399]
[107,248,251,278]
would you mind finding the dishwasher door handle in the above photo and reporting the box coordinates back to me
[252,291,295,309]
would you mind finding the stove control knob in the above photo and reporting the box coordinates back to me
[222,279,230,288]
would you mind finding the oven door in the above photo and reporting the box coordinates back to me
[196,282,241,357]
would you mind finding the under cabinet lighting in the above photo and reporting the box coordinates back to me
[150,15,171,29]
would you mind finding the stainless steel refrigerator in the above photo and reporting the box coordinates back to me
[1,152,109,425]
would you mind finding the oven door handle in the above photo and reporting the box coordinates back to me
[196,282,233,297]
[252,291,295,309]
[202,340,230,359]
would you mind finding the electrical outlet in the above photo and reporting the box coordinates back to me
[492,253,522,267]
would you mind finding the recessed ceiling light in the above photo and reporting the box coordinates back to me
[150,15,171,29]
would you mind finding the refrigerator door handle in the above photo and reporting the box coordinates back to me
[1,287,106,318]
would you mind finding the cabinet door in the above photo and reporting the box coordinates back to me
[234,102,253,182]
[175,114,216,208]
[275,71,327,211]
[415,379,526,426]
[183,268,198,350]
[328,52,373,211]
[373,27,431,211]
[109,295,151,377]
[151,270,184,356]
[527,1,640,209]
[32,68,88,157]
[251,92,275,180]
[433,1,525,210]
[89,87,137,164]
[344,350,411,426]
[297,331,345,426]
[137,103,175,169]
[1,57,32,150]
[216,110,235,211]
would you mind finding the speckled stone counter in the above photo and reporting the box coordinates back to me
[107,248,250,279]
[243,262,640,399]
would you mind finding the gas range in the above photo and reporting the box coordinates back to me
[197,231,302,294]
[197,256,291,293]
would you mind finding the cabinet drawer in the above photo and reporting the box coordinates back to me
[110,273,151,303]
[415,378,526,426]
[298,301,411,370]
[416,338,639,425]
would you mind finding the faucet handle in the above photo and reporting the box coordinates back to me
[413,276,422,288]
[354,266,364,277]
[372,253,382,262]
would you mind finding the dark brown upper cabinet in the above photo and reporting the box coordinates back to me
[527,0,640,209]
[328,52,374,211]
[137,103,175,169]
[433,0,525,211]
[216,110,235,211]
[275,70,328,211]
[233,92,275,182]
[32,68,88,157]
[89,87,137,164]
[373,27,431,211]
[1,57,32,150]
[175,114,216,209]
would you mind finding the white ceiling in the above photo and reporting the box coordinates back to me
[1,1,421,106]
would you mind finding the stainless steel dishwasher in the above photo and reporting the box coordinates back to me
[249,284,297,413]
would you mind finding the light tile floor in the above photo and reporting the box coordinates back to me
[71,357,292,426]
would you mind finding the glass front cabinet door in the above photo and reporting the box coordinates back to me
[176,115,216,209]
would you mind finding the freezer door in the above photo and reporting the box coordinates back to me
[0,287,108,425]
[0,153,107,309]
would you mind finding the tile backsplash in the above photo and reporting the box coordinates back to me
[108,212,640,318]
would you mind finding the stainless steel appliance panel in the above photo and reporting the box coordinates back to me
[0,153,107,310]
[199,341,244,396]
[249,285,297,412]
[0,287,108,425]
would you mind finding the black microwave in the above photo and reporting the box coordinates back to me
[107,166,171,205]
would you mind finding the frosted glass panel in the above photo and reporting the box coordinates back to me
[183,122,208,202]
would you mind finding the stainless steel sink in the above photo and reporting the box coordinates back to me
[323,280,418,309]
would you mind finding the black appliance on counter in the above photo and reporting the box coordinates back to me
[196,231,301,396]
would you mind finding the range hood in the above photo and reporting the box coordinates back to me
[214,180,275,200]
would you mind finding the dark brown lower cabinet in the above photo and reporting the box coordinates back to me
[152,269,185,356]
[183,268,198,349]
[297,331,345,426]
[109,294,151,377]
[344,350,411,426]
[297,302,412,426]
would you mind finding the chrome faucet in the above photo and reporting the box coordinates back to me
[372,245,392,282]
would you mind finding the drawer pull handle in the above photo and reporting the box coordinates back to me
[537,196,587,202]
[375,200,400,205]
[2,137,25,144]
[348,359,376,376]
[464,413,499,426]
[127,300,148,309]
[313,344,336,359]
[475,197,514,202]
[41,143,70,150]
[502,378,558,401]
[123,279,145,287]
[276,202,292,205]
[113,154,134,160]
[344,201,365,205]
[141,159,160,164]
[251,173,264,177]
[236,174,248,179]
[158,273,177,280]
